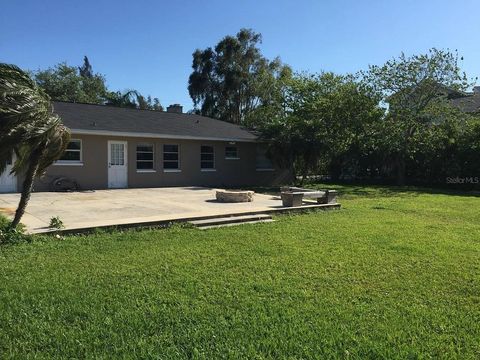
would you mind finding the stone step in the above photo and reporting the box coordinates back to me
[190,213,273,228]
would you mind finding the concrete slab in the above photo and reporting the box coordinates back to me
[0,187,339,234]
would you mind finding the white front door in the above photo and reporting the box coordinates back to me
[0,153,17,193]
[108,141,128,188]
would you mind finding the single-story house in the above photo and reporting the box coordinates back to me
[0,102,291,193]
[450,86,480,114]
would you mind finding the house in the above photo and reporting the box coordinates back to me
[450,86,480,113]
[388,82,480,114]
[0,102,291,193]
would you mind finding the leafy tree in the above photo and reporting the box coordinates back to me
[251,72,382,183]
[105,90,163,111]
[137,94,163,111]
[35,57,163,111]
[0,63,70,228]
[457,116,480,183]
[362,48,471,185]
[34,60,108,104]
[78,56,93,78]
[188,28,290,124]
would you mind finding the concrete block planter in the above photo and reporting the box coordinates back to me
[280,187,338,207]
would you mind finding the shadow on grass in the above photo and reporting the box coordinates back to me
[248,182,480,199]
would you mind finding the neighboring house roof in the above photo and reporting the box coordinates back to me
[450,91,480,113]
[52,101,258,142]
[388,82,480,114]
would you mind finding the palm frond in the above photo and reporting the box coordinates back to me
[1,62,71,175]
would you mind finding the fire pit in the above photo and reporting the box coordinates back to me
[216,190,254,203]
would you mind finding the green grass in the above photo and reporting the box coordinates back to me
[1,184,479,359]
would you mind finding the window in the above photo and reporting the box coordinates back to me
[225,146,238,159]
[200,145,215,170]
[59,139,82,162]
[256,145,274,170]
[136,144,154,170]
[163,144,179,170]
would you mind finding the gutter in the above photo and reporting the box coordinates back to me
[69,128,258,143]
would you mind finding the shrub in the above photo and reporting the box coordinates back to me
[49,216,65,230]
[0,215,30,245]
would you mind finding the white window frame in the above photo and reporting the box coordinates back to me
[225,146,239,160]
[200,145,215,171]
[56,139,83,165]
[136,143,155,172]
[163,144,181,172]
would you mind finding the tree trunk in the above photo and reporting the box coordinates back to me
[298,160,309,186]
[10,148,43,228]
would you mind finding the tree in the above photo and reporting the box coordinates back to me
[34,61,108,104]
[78,56,93,78]
[362,48,471,185]
[251,72,382,183]
[188,28,290,124]
[0,63,70,228]
[35,57,164,111]
[105,90,163,111]
[457,116,480,184]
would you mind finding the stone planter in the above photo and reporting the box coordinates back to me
[281,192,303,207]
[216,190,254,203]
[280,188,338,207]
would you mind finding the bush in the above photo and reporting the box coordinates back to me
[0,215,30,245]
[49,216,64,230]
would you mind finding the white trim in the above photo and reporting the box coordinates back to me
[163,169,182,173]
[256,168,275,172]
[136,169,156,173]
[201,169,217,172]
[136,143,155,171]
[163,144,180,171]
[54,162,84,166]
[70,128,257,143]
[57,139,82,164]
[225,145,239,160]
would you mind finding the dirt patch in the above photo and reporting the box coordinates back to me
[0,207,15,216]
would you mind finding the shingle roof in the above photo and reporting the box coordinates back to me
[450,93,480,113]
[52,101,258,142]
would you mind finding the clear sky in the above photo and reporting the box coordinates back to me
[1,0,479,110]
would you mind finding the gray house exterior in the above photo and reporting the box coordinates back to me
[0,102,290,193]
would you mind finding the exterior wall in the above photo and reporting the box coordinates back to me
[31,134,292,192]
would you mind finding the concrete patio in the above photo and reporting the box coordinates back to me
[0,187,339,234]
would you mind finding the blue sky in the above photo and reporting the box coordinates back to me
[1,0,479,110]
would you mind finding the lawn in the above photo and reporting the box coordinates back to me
[0,184,479,359]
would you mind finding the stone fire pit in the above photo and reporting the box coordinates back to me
[216,190,254,203]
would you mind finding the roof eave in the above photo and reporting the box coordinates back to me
[69,128,258,143]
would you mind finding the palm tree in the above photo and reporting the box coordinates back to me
[105,90,163,111]
[105,89,141,109]
[0,63,70,228]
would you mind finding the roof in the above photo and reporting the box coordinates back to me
[450,92,480,113]
[52,101,258,142]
